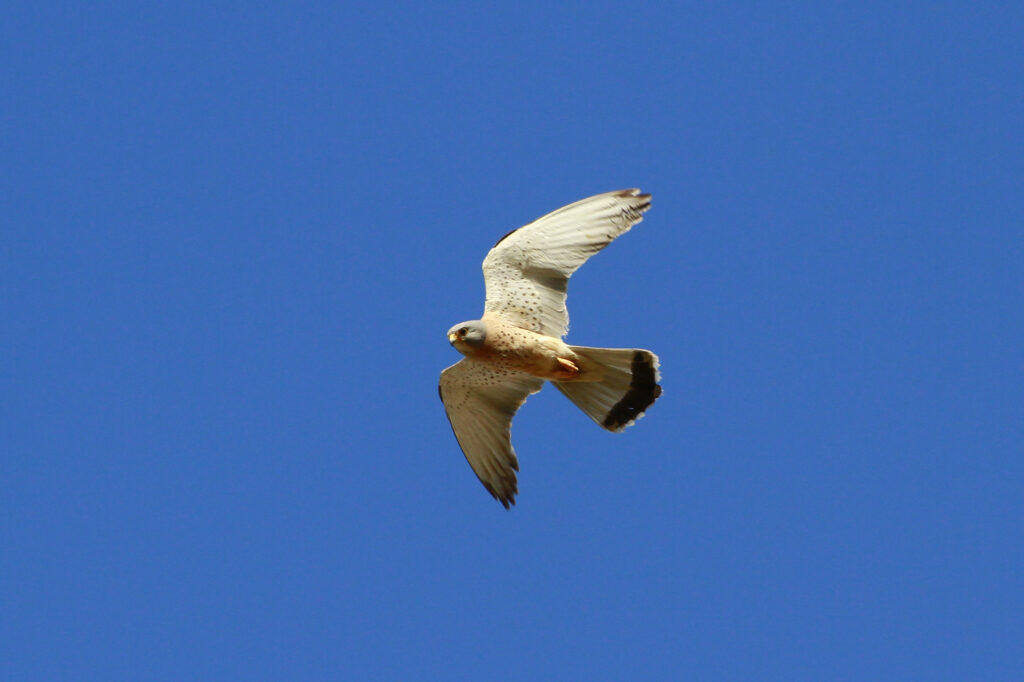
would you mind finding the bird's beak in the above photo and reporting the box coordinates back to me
[448,332,458,345]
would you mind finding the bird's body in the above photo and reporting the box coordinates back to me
[439,189,662,508]
[450,314,578,380]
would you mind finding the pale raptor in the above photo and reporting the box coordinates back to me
[439,189,662,507]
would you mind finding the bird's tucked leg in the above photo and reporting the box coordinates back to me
[553,357,580,380]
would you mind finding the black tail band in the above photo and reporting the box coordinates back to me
[602,351,662,430]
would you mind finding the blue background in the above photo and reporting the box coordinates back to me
[4,2,1022,680]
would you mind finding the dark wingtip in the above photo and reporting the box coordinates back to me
[482,480,517,509]
[493,489,516,510]
[602,351,662,431]
[616,188,652,210]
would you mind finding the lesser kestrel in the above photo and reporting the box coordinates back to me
[439,189,662,507]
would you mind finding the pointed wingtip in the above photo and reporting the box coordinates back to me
[493,490,515,510]
[483,480,517,509]
[616,188,652,202]
[609,188,652,219]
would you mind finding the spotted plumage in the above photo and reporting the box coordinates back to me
[439,189,662,508]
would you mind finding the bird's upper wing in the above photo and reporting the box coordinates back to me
[438,359,544,508]
[482,189,652,338]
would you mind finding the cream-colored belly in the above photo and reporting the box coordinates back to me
[474,319,577,380]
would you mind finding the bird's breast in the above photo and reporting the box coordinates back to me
[469,323,575,380]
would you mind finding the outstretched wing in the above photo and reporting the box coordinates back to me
[438,359,544,508]
[482,189,652,338]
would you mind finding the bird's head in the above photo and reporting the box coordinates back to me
[447,320,487,354]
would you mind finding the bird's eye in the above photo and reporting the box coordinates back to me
[458,327,468,335]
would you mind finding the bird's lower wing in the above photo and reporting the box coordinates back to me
[438,360,544,508]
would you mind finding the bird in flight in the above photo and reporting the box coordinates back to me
[439,189,662,508]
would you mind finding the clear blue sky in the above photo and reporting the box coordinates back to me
[3,2,1022,680]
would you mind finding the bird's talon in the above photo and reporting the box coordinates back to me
[555,357,580,379]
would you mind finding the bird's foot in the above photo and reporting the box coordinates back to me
[553,357,580,380]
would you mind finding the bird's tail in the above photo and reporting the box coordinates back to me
[552,346,662,432]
